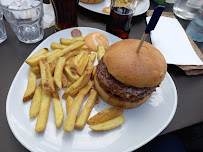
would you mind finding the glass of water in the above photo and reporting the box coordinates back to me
[1,0,44,43]
[173,0,203,20]
[0,6,7,43]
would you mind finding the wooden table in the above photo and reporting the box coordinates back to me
[0,1,202,151]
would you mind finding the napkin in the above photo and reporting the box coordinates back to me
[146,15,203,66]
[147,11,203,75]
[43,3,55,29]
[0,0,55,29]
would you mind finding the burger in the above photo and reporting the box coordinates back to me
[94,39,167,109]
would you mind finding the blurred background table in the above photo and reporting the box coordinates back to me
[0,0,202,151]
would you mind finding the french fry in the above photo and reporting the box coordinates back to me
[35,88,51,132]
[97,44,105,62]
[79,81,94,95]
[30,82,42,118]
[50,60,57,74]
[26,49,61,66]
[73,37,85,41]
[91,66,97,80]
[52,91,60,100]
[75,50,87,60]
[23,70,37,102]
[63,50,80,61]
[69,51,86,74]
[46,41,85,63]
[82,53,96,80]
[30,65,41,79]
[86,49,92,54]
[25,48,48,64]
[30,59,58,78]
[46,50,63,63]
[79,52,96,84]
[54,57,66,90]
[75,89,98,129]
[89,115,124,131]
[93,66,97,76]
[80,45,88,50]
[87,107,124,125]
[39,58,55,94]
[77,51,89,75]
[62,53,95,98]
[62,74,68,87]
[60,37,84,45]
[88,53,96,67]
[66,81,72,88]
[51,43,88,51]
[69,55,79,74]
[53,98,64,128]
[76,50,88,59]
[66,96,74,115]
[64,55,73,66]
[30,48,48,57]
[62,74,85,98]
[63,81,94,132]
[95,95,99,104]
[64,65,80,83]
[51,42,68,50]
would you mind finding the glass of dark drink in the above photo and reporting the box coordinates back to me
[106,0,137,39]
[50,0,79,31]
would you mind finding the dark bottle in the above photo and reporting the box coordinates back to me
[106,7,133,39]
[51,0,79,30]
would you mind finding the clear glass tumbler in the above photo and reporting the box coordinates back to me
[0,6,7,43]
[186,5,203,42]
[1,0,44,43]
[173,0,203,20]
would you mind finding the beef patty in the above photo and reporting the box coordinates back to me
[96,58,158,102]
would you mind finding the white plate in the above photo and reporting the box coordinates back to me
[6,27,177,152]
[79,0,150,16]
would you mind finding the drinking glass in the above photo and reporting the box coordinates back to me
[106,0,138,39]
[1,0,44,43]
[186,5,203,42]
[173,0,203,20]
[50,0,79,31]
[0,6,7,43]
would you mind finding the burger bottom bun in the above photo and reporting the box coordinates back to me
[94,76,152,109]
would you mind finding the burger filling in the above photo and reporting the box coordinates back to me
[96,58,158,102]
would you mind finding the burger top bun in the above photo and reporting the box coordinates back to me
[104,39,167,88]
[84,32,109,52]
[80,0,104,4]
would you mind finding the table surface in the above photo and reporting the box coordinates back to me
[0,1,202,152]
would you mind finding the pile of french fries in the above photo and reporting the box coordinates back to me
[23,34,124,133]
